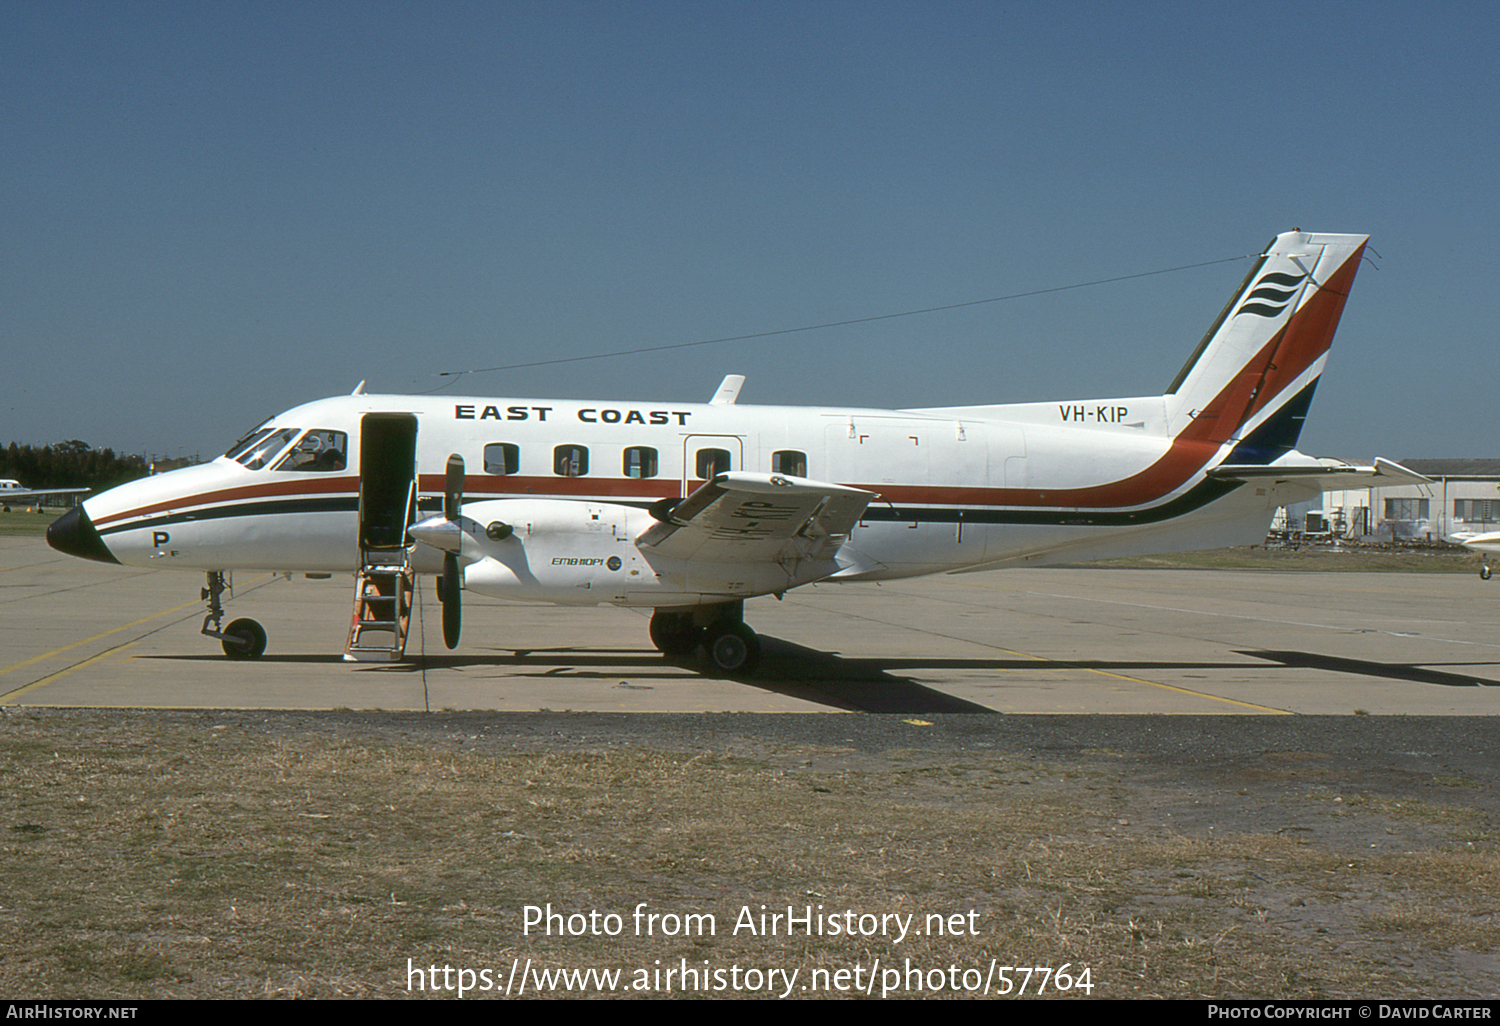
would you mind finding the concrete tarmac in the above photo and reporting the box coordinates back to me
[4,535,1499,715]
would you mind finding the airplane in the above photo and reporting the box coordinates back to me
[46,230,1428,674]
[1,479,89,513]
[1445,532,1500,579]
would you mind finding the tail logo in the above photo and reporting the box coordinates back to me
[1234,271,1307,319]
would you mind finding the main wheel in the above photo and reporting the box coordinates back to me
[649,611,701,656]
[705,622,761,675]
[1482,565,1492,581]
[222,618,267,660]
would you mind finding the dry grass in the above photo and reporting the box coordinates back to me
[0,510,63,536]
[1075,545,1478,573]
[2,710,1497,999]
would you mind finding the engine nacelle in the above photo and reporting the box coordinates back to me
[446,499,645,605]
[450,498,802,607]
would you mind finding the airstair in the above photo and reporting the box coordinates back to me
[343,413,419,662]
[343,545,414,661]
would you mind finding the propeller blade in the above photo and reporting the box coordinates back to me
[445,453,464,522]
[438,454,465,648]
[442,551,461,649]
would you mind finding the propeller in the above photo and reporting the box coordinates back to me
[441,453,463,649]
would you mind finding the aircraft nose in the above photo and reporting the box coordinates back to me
[47,506,119,564]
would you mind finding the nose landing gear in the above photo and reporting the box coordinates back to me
[201,571,267,659]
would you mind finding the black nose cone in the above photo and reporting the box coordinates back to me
[47,506,119,564]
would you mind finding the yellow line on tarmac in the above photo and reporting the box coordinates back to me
[789,593,1293,714]
[0,573,280,684]
[0,598,203,679]
[1082,666,1290,713]
[3,638,151,701]
[986,644,1291,714]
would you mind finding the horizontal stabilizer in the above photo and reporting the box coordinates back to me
[638,471,874,567]
[1208,457,1430,491]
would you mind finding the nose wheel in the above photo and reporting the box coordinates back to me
[221,618,268,660]
[201,571,267,660]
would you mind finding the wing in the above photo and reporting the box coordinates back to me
[637,472,875,574]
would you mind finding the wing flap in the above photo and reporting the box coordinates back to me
[638,472,875,568]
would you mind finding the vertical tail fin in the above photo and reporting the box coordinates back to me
[1164,230,1368,461]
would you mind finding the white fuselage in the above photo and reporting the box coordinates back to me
[69,388,1305,607]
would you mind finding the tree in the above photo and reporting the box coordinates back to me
[0,442,150,491]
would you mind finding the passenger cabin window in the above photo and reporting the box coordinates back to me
[623,446,658,478]
[554,444,589,477]
[484,443,520,475]
[695,448,732,479]
[772,450,807,477]
[275,430,348,472]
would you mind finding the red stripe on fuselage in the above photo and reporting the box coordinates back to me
[91,474,361,530]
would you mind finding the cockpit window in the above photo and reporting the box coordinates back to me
[273,430,348,472]
[224,425,275,462]
[233,428,300,470]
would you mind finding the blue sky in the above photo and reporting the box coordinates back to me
[4,1,1496,460]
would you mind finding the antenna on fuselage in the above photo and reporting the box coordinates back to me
[351,380,366,395]
[710,374,745,405]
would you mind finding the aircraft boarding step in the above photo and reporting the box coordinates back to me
[343,553,414,662]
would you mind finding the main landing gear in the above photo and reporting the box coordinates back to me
[649,602,761,675]
[201,570,267,660]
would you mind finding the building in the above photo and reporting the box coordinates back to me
[1315,459,1500,542]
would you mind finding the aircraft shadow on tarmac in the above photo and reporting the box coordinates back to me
[141,641,1500,713]
[398,636,998,714]
[1240,650,1500,688]
[145,636,996,714]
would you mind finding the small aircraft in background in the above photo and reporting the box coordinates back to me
[0,479,89,513]
[47,230,1426,673]
[1446,531,1500,579]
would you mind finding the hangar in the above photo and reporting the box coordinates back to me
[1301,459,1500,543]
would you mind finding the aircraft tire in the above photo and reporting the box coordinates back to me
[1483,565,1493,581]
[649,611,701,655]
[222,618,267,660]
[705,622,760,676]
